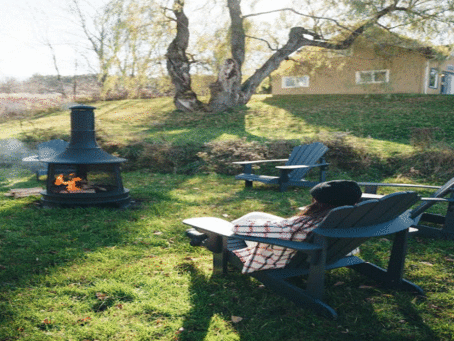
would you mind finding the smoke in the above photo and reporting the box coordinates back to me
[0,138,38,181]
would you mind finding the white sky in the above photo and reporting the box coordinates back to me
[0,0,291,81]
[3,0,450,81]
[0,0,105,80]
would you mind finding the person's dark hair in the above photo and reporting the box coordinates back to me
[310,180,362,206]
[299,180,362,218]
[299,199,335,218]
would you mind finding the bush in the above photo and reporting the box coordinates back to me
[197,138,298,175]
[114,141,202,174]
[308,132,374,173]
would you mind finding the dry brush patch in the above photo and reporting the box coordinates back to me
[0,93,67,121]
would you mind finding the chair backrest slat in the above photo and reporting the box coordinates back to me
[286,142,328,180]
[316,191,418,264]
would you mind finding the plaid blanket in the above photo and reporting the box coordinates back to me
[232,214,323,274]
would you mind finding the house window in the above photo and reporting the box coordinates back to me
[428,68,439,88]
[282,76,310,88]
[355,70,390,84]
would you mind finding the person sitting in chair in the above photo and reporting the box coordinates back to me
[231,180,362,274]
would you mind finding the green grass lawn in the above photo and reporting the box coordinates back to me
[1,94,454,340]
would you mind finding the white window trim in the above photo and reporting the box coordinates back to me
[428,68,439,89]
[355,70,390,84]
[282,76,310,88]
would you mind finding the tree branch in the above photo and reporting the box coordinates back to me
[245,34,278,51]
[240,4,412,102]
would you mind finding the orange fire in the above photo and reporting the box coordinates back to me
[55,173,83,192]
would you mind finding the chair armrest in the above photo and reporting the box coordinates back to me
[183,217,321,253]
[420,197,454,202]
[361,193,384,200]
[361,193,453,202]
[233,159,288,165]
[183,217,235,237]
[358,182,440,190]
[276,163,329,170]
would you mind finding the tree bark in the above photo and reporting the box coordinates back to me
[208,58,242,112]
[207,0,245,112]
[166,0,205,112]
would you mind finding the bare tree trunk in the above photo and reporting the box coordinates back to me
[166,0,205,112]
[207,0,244,112]
[208,59,242,112]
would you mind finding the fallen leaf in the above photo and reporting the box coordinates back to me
[96,292,109,301]
[420,261,433,266]
[231,316,243,323]
[334,281,344,286]
[222,214,229,218]
[153,231,163,235]
[445,257,454,262]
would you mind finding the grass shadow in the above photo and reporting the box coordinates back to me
[176,253,438,340]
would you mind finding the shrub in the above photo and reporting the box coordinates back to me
[307,132,374,174]
[115,140,202,174]
[389,148,454,181]
[197,138,298,175]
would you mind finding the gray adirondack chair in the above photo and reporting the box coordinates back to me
[359,177,454,239]
[22,139,69,181]
[183,191,423,319]
[233,142,329,192]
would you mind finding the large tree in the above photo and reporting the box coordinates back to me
[166,0,454,112]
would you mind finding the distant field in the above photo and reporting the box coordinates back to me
[0,93,69,121]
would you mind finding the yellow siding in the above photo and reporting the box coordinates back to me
[272,43,453,96]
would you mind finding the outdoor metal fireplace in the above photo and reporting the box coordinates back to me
[40,105,130,208]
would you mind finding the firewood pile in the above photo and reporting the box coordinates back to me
[4,187,43,198]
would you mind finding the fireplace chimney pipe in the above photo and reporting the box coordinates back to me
[42,105,126,164]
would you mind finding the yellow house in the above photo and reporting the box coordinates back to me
[272,35,454,96]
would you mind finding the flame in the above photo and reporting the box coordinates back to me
[54,173,83,192]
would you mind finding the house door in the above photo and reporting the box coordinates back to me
[441,72,454,95]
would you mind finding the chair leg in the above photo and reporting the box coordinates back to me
[212,237,229,275]
[444,193,454,236]
[319,158,328,183]
[279,169,291,192]
[252,271,338,319]
[306,236,327,300]
[349,230,423,294]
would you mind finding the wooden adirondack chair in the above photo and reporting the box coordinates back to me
[233,142,329,192]
[359,177,454,239]
[183,191,423,319]
[22,139,69,181]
